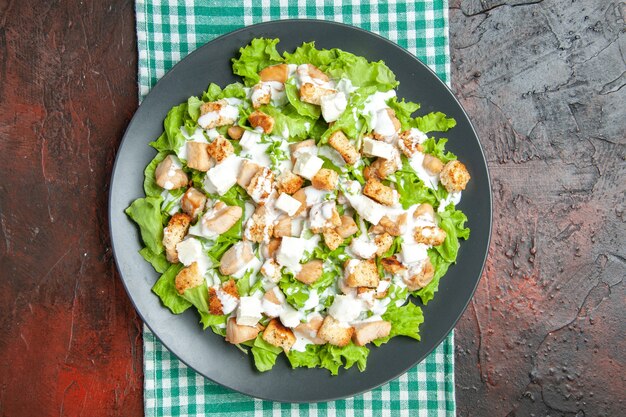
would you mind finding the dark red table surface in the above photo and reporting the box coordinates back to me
[0,1,624,415]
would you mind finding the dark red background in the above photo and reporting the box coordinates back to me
[0,0,624,415]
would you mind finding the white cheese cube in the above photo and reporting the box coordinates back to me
[344,193,386,225]
[362,137,396,159]
[276,236,306,273]
[203,155,242,195]
[320,92,347,123]
[349,237,378,259]
[176,238,212,273]
[279,304,304,328]
[329,295,365,323]
[275,193,302,216]
[401,243,429,264]
[293,153,324,180]
[236,296,263,327]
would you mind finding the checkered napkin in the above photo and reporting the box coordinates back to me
[136,1,454,415]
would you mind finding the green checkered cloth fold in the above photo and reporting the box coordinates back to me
[136,1,454,415]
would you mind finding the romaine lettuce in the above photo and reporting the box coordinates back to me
[125,196,164,254]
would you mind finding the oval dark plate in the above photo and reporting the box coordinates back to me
[109,20,492,403]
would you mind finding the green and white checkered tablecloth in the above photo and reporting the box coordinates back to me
[136,1,454,415]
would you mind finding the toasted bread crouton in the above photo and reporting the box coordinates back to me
[199,100,237,129]
[246,167,275,204]
[317,315,354,347]
[336,215,358,238]
[344,259,379,288]
[413,203,435,221]
[219,241,254,276]
[227,125,244,140]
[276,170,304,195]
[225,317,262,344]
[259,64,289,83]
[181,187,207,219]
[163,213,192,263]
[261,258,282,282]
[174,262,203,294]
[295,260,323,285]
[422,154,444,174]
[363,178,398,207]
[237,159,262,188]
[398,129,426,157]
[155,155,188,190]
[291,189,308,216]
[414,225,446,246]
[251,83,271,109]
[262,319,296,352]
[323,228,343,251]
[374,233,394,257]
[244,206,274,243]
[299,83,336,105]
[370,157,399,179]
[440,160,471,192]
[328,130,360,165]
[403,258,435,290]
[289,139,316,163]
[381,255,407,274]
[248,110,274,134]
[352,320,392,346]
[207,135,234,163]
[208,287,224,315]
[311,168,339,190]
[295,314,325,344]
[186,142,212,172]
[222,278,239,299]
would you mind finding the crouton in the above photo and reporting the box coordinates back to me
[246,167,275,204]
[403,258,435,291]
[259,64,289,83]
[202,201,243,234]
[186,142,212,172]
[295,260,323,285]
[374,233,394,257]
[225,317,262,344]
[222,278,239,299]
[381,255,407,274]
[244,206,274,243]
[227,125,244,140]
[413,203,435,221]
[163,213,192,263]
[219,241,254,276]
[181,187,207,219]
[289,139,316,163]
[251,83,271,109]
[440,160,471,192]
[398,129,426,157]
[369,157,399,179]
[323,228,343,251]
[414,225,447,246]
[262,319,296,352]
[155,155,188,190]
[311,168,339,190]
[363,178,398,206]
[352,320,392,346]
[273,215,296,238]
[208,287,224,315]
[299,83,336,105]
[199,100,237,129]
[328,130,360,165]
[291,189,308,216]
[317,315,354,347]
[422,154,444,174]
[207,135,234,163]
[276,170,304,195]
[294,315,325,344]
[237,159,262,188]
[261,258,282,282]
[336,215,358,238]
[174,262,203,294]
[248,110,274,134]
[344,259,379,288]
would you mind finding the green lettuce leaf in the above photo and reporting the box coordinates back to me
[150,104,187,152]
[260,104,315,139]
[327,50,398,91]
[414,250,451,305]
[415,111,456,133]
[420,137,457,163]
[251,335,283,372]
[152,264,191,314]
[139,247,170,273]
[435,205,470,263]
[387,97,420,130]
[202,82,247,102]
[286,344,322,369]
[393,156,446,208]
[373,301,424,346]
[319,343,369,375]
[125,196,164,254]
[284,81,321,119]
[232,38,284,86]
[283,41,336,68]
[187,96,203,122]
[143,151,169,197]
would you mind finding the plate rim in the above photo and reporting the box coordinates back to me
[109,18,492,403]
